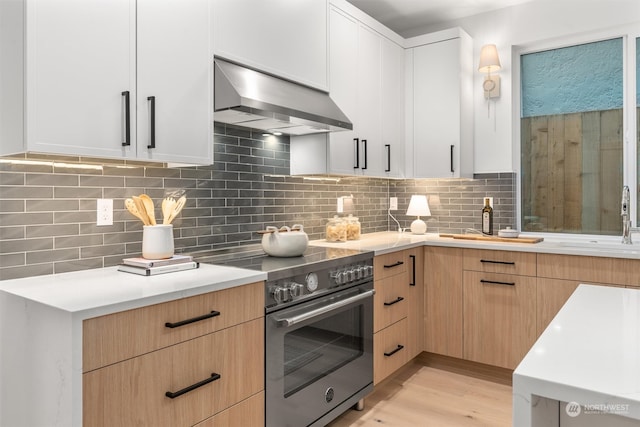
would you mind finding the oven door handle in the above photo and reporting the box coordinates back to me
[275,289,375,327]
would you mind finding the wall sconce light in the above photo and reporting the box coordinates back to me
[406,195,431,235]
[478,44,501,99]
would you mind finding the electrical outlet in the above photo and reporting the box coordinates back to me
[97,199,113,226]
[336,197,344,213]
[389,197,398,210]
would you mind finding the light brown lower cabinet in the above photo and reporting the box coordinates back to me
[536,278,580,336]
[194,391,264,427]
[83,317,264,426]
[373,317,408,384]
[463,271,536,369]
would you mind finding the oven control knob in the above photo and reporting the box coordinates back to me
[288,283,304,298]
[332,270,345,285]
[357,266,366,279]
[272,286,289,303]
[305,272,319,292]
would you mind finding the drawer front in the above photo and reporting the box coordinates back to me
[374,274,408,332]
[83,318,264,427]
[463,271,536,369]
[374,251,408,281]
[538,253,640,286]
[374,318,408,385]
[83,281,264,372]
[463,249,536,276]
[194,391,264,427]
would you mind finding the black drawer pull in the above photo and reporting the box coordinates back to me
[480,259,516,266]
[383,261,404,269]
[384,344,404,357]
[165,310,220,329]
[165,373,220,399]
[409,254,416,286]
[147,95,156,149]
[121,91,130,146]
[480,279,515,286]
[384,296,405,306]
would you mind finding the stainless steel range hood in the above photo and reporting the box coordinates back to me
[214,58,352,135]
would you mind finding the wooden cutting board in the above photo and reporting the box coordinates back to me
[439,233,544,244]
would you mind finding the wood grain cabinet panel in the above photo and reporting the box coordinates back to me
[83,318,264,427]
[373,318,408,385]
[463,249,536,276]
[537,253,640,286]
[424,247,463,358]
[194,392,264,427]
[405,247,424,360]
[83,282,263,372]
[374,251,408,281]
[374,274,409,333]
[536,278,580,336]
[463,271,536,369]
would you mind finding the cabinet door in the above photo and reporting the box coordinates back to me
[463,271,536,369]
[25,0,136,159]
[357,24,382,177]
[424,247,463,358]
[327,6,359,175]
[213,0,327,90]
[374,318,408,385]
[381,37,404,178]
[536,278,580,337]
[137,0,213,165]
[413,38,460,178]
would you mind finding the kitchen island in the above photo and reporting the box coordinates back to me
[513,284,640,426]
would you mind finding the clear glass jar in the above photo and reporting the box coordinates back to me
[345,214,361,240]
[325,215,347,242]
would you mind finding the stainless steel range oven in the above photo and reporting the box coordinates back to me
[193,246,374,427]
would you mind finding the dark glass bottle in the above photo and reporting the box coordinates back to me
[482,198,493,235]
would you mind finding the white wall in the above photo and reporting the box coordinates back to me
[406,0,640,173]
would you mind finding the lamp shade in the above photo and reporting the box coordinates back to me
[478,44,501,73]
[406,195,431,217]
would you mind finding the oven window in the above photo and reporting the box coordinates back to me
[283,306,363,398]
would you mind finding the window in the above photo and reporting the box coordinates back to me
[520,37,632,235]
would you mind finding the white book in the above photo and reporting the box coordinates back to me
[117,261,199,276]
[122,254,193,268]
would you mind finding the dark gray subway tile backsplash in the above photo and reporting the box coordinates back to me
[0,123,515,280]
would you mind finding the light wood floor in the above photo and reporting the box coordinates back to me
[328,361,512,427]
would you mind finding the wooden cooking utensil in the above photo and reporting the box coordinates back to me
[166,196,186,224]
[139,194,156,225]
[131,196,150,226]
[161,197,176,225]
[125,198,148,225]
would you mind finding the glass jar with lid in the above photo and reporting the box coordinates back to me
[325,215,347,242]
[345,214,361,240]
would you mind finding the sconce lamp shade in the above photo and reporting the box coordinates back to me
[478,44,501,73]
[406,195,431,234]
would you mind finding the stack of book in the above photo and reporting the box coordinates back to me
[117,254,199,276]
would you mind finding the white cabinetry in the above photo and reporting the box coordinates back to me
[290,1,404,178]
[1,0,213,165]
[405,28,473,178]
[213,0,328,90]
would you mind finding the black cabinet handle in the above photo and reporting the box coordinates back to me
[385,144,391,172]
[362,139,367,170]
[450,145,454,173]
[409,254,416,286]
[165,373,220,399]
[147,96,156,149]
[165,310,220,329]
[383,261,404,269]
[384,296,405,306]
[384,344,404,357]
[480,279,515,286]
[480,259,516,266]
[353,138,360,169]
[121,91,130,146]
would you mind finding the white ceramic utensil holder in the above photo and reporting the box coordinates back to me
[142,224,174,259]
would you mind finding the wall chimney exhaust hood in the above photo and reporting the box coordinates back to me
[214,58,352,135]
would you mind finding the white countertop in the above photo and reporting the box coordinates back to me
[309,231,640,259]
[513,285,640,424]
[0,264,267,319]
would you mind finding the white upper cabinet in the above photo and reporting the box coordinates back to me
[136,0,213,164]
[22,0,136,159]
[290,1,404,178]
[1,0,213,165]
[405,28,473,178]
[213,0,328,90]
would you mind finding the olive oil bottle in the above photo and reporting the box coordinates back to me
[482,198,493,235]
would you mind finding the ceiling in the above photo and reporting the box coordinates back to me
[346,0,535,37]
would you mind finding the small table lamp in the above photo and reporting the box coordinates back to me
[406,195,431,234]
